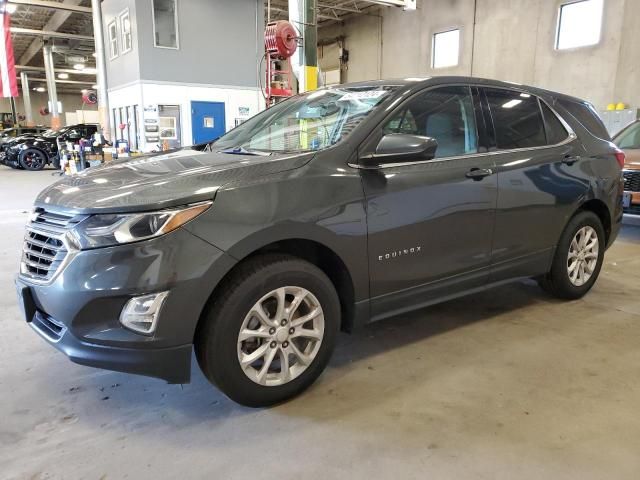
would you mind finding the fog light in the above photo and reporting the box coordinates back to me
[119,291,169,334]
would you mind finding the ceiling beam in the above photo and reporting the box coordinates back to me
[18,0,86,66]
[26,77,96,85]
[11,27,94,41]
[17,65,97,75]
[8,0,91,14]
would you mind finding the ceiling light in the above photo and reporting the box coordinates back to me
[92,52,97,57]
[58,73,69,79]
[35,87,46,93]
[5,4,17,14]
[81,89,88,93]
[92,84,98,89]
[73,63,85,70]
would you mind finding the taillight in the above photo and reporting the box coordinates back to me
[614,149,625,169]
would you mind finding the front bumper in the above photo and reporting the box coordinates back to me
[623,190,640,216]
[16,227,236,383]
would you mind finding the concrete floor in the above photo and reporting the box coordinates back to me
[2,168,640,480]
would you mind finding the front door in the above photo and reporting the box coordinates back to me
[360,85,498,320]
[191,101,226,144]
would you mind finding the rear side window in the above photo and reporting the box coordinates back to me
[383,85,478,158]
[557,99,610,140]
[484,88,546,149]
[541,102,569,145]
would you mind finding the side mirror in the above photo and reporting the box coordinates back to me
[361,134,438,167]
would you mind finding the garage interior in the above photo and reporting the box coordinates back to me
[1,0,640,479]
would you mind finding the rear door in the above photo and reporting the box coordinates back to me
[360,85,498,319]
[480,87,586,281]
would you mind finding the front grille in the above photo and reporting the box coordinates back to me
[624,204,640,215]
[20,209,84,283]
[31,311,66,342]
[623,170,640,192]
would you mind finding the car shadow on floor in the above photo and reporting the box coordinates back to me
[33,278,566,429]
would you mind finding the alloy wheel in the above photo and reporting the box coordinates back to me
[21,150,46,170]
[567,225,599,287]
[237,286,325,387]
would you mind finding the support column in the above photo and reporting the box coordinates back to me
[91,0,111,141]
[20,72,34,126]
[42,43,61,129]
[288,0,318,93]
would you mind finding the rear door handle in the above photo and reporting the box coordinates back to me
[465,167,493,180]
[562,155,581,165]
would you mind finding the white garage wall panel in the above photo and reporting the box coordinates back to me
[108,81,263,150]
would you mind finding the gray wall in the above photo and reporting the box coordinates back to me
[103,0,264,89]
[319,0,640,110]
[102,0,141,88]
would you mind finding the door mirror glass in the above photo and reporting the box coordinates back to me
[364,133,438,166]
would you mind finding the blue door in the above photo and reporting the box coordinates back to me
[191,101,226,144]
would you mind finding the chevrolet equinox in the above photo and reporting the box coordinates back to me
[16,77,624,406]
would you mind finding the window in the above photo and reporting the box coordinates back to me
[120,10,132,54]
[614,122,640,150]
[484,88,546,149]
[152,0,179,49]
[432,29,460,69]
[108,20,118,59]
[556,0,603,50]
[557,99,610,140]
[541,102,569,145]
[383,86,478,158]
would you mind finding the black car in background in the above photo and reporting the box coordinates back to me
[4,123,98,170]
[16,77,623,406]
[0,126,47,144]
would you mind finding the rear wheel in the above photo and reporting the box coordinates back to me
[195,254,340,407]
[539,210,605,299]
[19,148,47,171]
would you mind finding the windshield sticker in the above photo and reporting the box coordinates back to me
[338,90,387,101]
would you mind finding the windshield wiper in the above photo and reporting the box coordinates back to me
[219,146,271,156]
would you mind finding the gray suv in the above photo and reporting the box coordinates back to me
[16,77,624,406]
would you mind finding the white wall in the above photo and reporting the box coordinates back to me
[319,0,640,110]
[108,80,263,150]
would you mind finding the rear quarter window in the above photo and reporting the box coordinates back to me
[557,99,610,141]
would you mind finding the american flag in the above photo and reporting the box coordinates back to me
[0,1,17,97]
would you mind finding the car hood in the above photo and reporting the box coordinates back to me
[623,148,640,170]
[35,148,314,214]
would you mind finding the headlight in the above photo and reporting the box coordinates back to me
[66,202,212,250]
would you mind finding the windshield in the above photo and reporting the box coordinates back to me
[41,127,69,137]
[614,122,640,149]
[213,85,398,153]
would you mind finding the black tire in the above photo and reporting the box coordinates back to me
[195,254,341,407]
[539,210,605,299]
[19,148,47,171]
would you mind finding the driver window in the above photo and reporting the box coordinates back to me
[383,86,478,158]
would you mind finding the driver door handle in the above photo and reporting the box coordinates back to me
[465,167,493,180]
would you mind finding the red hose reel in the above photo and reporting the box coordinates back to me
[264,20,298,59]
[264,21,298,106]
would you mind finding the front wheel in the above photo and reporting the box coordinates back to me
[195,254,340,407]
[19,148,47,171]
[539,210,605,299]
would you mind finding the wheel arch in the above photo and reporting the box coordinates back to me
[194,237,361,346]
[577,198,611,244]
